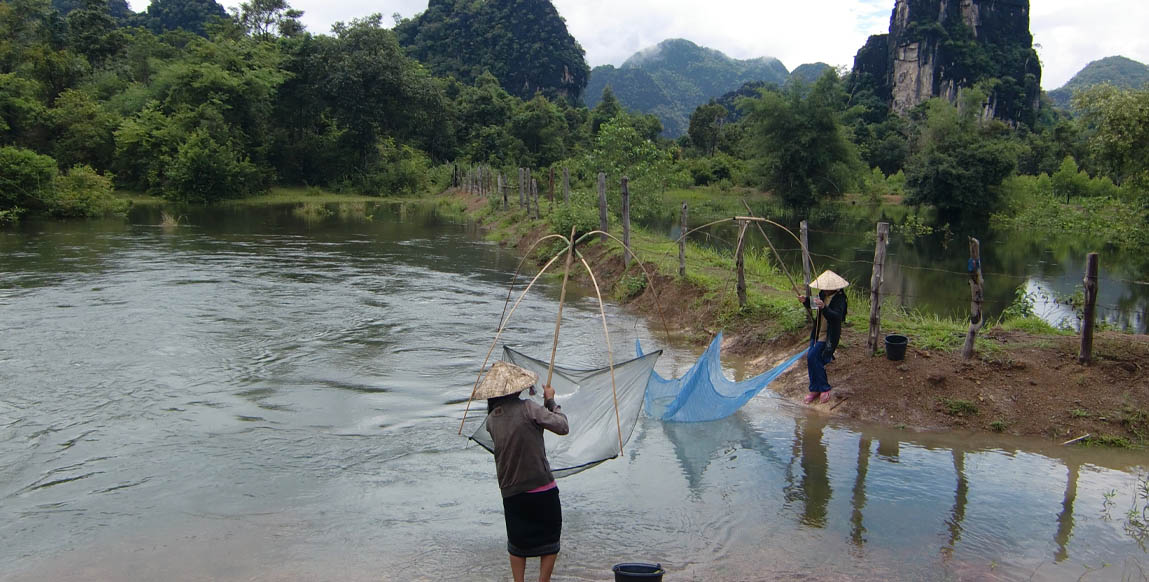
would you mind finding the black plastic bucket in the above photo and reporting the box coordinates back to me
[613,562,664,581]
[885,334,908,361]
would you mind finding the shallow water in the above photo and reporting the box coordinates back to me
[1,203,1145,581]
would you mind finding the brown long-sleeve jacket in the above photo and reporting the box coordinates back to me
[485,398,569,498]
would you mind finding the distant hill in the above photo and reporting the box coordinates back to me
[790,63,834,84]
[395,0,589,102]
[586,39,791,137]
[1048,56,1149,108]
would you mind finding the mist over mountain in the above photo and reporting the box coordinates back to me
[585,39,814,137]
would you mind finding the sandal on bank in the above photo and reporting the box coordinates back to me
[804,392,818,404]
[819,391,832,404]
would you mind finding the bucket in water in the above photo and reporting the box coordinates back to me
[885,334,908,361]
[613,562,664,581]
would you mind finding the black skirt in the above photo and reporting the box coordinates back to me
[502,487,562,557]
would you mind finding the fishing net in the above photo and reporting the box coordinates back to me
[468,345,663,478]
[638,331,807,422]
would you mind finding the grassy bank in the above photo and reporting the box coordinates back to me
[453,187,1148,447]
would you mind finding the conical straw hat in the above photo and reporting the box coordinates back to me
[809,270,850,291]
[472,361,538,400]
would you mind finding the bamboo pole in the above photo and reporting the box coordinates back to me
[801,220,812,304]
[678,202,687,278]
[735,219,749,308]
[741,201,813,323]
[576,253,625,454]
[545,227,578,391]
[531,178,539,219]
[868,222,890,355]
[1078,253,1099,364]
[459,248,567,434]
[961,237,984,360]
[518,168,525,209]
[621,176,631,268]
[498,173,506,210]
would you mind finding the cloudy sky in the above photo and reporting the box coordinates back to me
[131,0,1149,89]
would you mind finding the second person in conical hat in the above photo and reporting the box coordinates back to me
[799,270,849,404]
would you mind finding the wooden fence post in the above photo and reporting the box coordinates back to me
[498,173,506,210]
[1078,253,1099,364]
[867,222,890,356]
[961,237,985,360]
[549,167,555,205]
[597,172,608,243]
[736,219,749,308]
[621,176,630,267]
[518,168,525,209]
[679,202,688,278]
[563,167,570,204]
[531,178,539,219]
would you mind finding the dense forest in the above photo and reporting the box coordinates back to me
[1,0,1146,253]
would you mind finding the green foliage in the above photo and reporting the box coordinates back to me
[143,0,229,36]
[686,152,743,187]
[614,273,647,300]
[52,164,126,217]
[395,0,589,102]
[904,95,1021,217]
[0,145,57,212]
[1073,85,1149,190]
[547,201,599,239]
[359,139,430,196]
[992,174,1146,251]
[48,88,118,170]
[740,71,863,208]
[164,129,264,202]
[989,420,1007,432]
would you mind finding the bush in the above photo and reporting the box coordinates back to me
[52,165,128,217]
[0,146,58,213]
[164,130,265,203]
[361,139,430,196]
[548,201,600,239]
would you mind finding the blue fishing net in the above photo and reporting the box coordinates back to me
[638,332,807,422]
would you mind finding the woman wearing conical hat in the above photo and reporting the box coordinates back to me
[477,361,569,582]
[799,270,849,404]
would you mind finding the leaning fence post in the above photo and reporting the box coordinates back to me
[679,202,688,278]
[597,172,608,243]
[867,222,890,355]
[563,167,570,204]
[961,237,985,360]
[1078,253,1099,365]
[621,176,631,267]
[736,219,749,308]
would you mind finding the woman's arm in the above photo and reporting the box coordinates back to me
[528,387,569,435]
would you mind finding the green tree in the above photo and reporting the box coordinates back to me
[143,0,229,36]
[740,71,863,207]
[234,0,304,39]
[904,92,1021,217]
[590,85,622,135]
[48,88,117,170]
[164,128,262,202]
[687,101,727,155]
[1073,84,1149,190]
[509,94,567,168]
[0,73,46,146]
[0,145,57,213]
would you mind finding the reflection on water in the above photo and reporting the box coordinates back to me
[1,202,1146,581]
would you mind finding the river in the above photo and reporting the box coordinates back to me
[1,202,1145,581]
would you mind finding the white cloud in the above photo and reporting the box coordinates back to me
[126,0,1149,89]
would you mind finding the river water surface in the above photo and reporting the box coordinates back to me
[1,203,1145,581]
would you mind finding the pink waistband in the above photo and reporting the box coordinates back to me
[527,480,557,493]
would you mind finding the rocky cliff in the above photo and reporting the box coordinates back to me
[853,0,1041,125]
